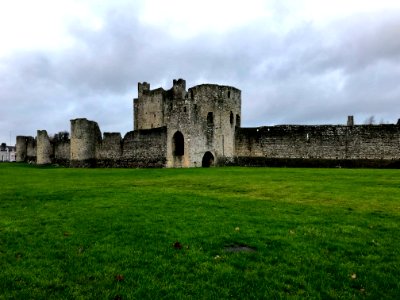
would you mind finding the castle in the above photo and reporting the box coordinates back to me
[16,79,400,168]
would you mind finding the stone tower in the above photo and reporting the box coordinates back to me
[16,136,36,162]
[36,130,52,164]
[133,79,241,167]
[70,118,102,167]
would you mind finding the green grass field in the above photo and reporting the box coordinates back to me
[0,163,399,299]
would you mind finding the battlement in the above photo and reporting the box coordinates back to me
[172,78,186,99]
[134,79,241,131]
[138,82,151,97]
[16,79,400,168]
[173,78,186,90]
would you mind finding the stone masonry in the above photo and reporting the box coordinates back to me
[16,79,400,168]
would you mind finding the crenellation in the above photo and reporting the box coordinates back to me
[138,82,150,97]
[17,79,400,168]
[172,78,186,99]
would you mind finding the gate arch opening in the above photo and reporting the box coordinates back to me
[172,131,184,156]
[202,151,214,167]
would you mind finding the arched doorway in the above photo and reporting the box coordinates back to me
[202,151,214,167]
[172,131,184,156]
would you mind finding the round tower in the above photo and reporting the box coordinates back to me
[70,118,102,167]
[36,130,52,164]
[16,136,27,162]
[165,81,241,167]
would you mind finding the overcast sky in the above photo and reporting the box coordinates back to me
[1,0,400,144]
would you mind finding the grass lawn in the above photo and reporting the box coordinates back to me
[0,163,399,299]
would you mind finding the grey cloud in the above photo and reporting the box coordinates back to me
[236,12,400,125]
[1,6,400,144]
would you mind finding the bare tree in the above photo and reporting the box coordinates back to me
[52,131,70,142]
[364,115,375,125]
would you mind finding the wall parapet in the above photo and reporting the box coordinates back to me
[15,79,400,168]
[235,124,400,162]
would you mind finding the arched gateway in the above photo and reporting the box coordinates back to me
[172,131,184,167]
[172,131,184,156]
[202,151,214,167]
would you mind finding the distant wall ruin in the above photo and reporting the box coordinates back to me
[16,118,168,168]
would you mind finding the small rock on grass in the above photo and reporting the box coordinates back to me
[173,241,183,249]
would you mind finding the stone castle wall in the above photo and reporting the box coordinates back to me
[16,79,400,168]
[133,79,241,167]
[54,140,70,165]
[16,136,36,162]
[96,132,122,162]
[235,124,400,167]
[18,118,167,167]
[120,127,167,167]
[17,133,70,164]
[92,128,167,167]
